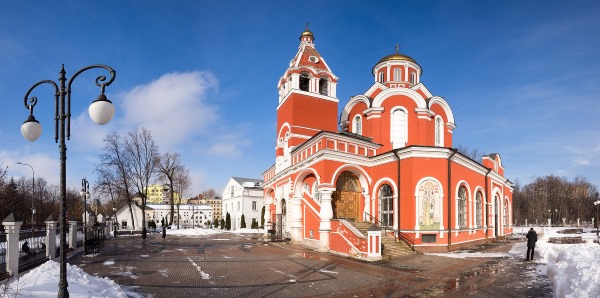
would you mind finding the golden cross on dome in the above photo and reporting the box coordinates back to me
[395,44,401,53]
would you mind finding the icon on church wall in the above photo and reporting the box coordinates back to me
[418,180,441,230]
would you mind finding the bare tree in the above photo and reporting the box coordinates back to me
[124,127,159,239]
[97,132,137,230]
[93,166,125,223]
[173,167,191,228]
[155,152,183,226]
[512,175,598,226]
[455,144,484,161]
[201,188,218,200]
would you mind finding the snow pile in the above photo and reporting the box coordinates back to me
[2,260,142,298]
[429,226,600,297]
[535,228,600,297]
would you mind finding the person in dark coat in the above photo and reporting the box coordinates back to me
[22,241,33,256]
[526,228,537,261]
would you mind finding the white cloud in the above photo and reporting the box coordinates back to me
[118,71,219,150]
[1,149,60,186]
[574,159,591,166]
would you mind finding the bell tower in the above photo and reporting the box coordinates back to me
[275,26,339,173]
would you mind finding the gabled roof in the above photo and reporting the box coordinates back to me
[231,177,263,188]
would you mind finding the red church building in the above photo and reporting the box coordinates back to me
[262,27,513,260]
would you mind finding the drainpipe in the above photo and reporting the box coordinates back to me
[447,148,458,251]
[484,168,492,242]
[393,149,402,240]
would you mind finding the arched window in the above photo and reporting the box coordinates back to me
[378,72,384,83]
[476,192,482,227]
[319,77,328,96]
[410,72,416,85]
[393,68,401,81]
[458,186,467,228]
[379,184,394,227]
[435,116,444,147]
[353,115,362,135]
[391,108,408,149]
[299,71,310,92]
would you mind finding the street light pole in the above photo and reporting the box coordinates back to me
[19,64,116,298]
[80,178,90,255]
[16,161,35,247]
[594,200,600,239]
[16,162,35,224]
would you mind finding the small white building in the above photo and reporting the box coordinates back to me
[221,177,264,230]
[114,203,213,231]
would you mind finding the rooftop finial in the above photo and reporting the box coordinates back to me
[305,21,310,30]
[395,44,400,54]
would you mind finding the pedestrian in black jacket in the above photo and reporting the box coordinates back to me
[526,228,537,261]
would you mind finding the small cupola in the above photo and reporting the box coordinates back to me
[300,26,315,44]
[372,45,422,88]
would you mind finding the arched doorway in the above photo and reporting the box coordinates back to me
[332,172,361,221]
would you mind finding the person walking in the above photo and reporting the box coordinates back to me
[526,228,537,261]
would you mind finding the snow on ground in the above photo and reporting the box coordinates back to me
[164,227,264,236]
[1,260,142,298]
[4,226,597,297]
[431,226,600,298]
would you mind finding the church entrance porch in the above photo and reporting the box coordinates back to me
[332,172,361,222]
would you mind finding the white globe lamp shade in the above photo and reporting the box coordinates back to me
[21,116,42,142]
[89,94,115,125]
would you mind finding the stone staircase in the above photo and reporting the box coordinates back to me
[352,222,415,259]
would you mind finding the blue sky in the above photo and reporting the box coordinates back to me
[1,1,600,197]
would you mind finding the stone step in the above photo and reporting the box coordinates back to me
[349,221,414,258]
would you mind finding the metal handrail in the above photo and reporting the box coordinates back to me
[364,212,416,251]
[363,212,389,235]
[396,230,416,251]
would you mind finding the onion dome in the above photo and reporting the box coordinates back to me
[299,23,315,43]
[376,52,417,64]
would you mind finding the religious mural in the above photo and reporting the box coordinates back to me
[418,180,441,230]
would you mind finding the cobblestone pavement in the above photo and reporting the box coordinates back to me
[69,233,553,297]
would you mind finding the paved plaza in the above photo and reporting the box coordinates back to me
[68,232,552,297]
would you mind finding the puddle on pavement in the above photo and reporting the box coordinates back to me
[440,260,504,293]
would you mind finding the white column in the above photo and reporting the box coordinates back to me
[318,188,335,252]
[393,194,399,231]
[263,203,272,238]
[69,221,78,250]
[363,194,370,221]
[2,214,22,276]
[45,218,58,260]
[291,196,303,241]
[386,66,390,83]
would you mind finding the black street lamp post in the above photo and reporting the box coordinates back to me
[16,161,35,243]
[20,64,116,298]
[80,178,90,255]
[594,200,600,238]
